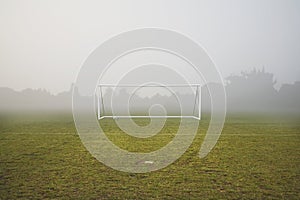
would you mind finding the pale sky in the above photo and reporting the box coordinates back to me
[0,0,299,94]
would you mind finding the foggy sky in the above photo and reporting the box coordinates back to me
[0,0,299,94]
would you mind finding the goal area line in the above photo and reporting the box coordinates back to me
[99,115,200,120]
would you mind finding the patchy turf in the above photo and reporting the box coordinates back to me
[0,114,299,199]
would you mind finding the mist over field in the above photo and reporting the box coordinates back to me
[0,69,299,115]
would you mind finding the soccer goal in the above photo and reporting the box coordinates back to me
[96,84,201,120]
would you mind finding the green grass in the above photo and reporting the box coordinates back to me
[0,114,299,199]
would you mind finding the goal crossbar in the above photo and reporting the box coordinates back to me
[98,84,202,87]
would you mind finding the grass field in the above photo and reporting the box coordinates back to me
[0,114,299,199]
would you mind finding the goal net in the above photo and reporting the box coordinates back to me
[96,84,201,120]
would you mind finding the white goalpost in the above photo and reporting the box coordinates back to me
[96,84,201,120]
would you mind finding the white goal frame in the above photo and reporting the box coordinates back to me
[96,84,201,120]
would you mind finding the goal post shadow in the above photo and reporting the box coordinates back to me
[96,84,201,120]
